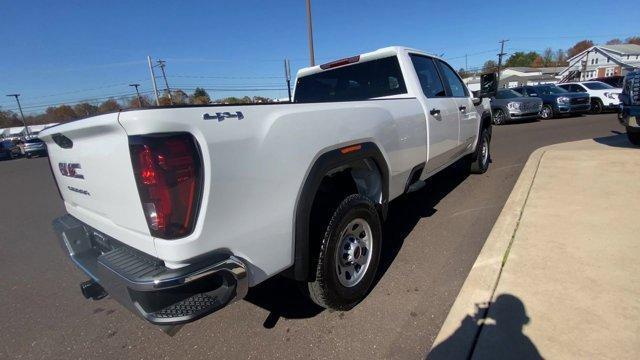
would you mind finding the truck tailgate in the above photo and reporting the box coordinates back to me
[40,113,155,256]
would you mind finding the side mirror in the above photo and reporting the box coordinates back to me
[479,72,498,98]
[472,97,483,106]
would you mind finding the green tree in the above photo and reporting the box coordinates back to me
[482,60,498,73]
[567,40,594,58]
[505,51,540,67]
[191,87,211,104]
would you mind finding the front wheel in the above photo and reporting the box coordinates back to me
[492,109,506,125]
[469,127,491,174]
[307,194,382,311]
[627,126,640,146]
[540,104,554,119]
[591,99,603,114]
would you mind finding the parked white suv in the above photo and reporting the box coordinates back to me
[41,46,496,332]
[557,81,621,114]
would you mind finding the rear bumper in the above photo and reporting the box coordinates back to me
[53,214,248,326]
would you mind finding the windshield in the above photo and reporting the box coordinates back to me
[583,81,614,90]
[534,85,567,95]
[496,89,522,99]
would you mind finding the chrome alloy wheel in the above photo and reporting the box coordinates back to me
[335,218,373,287]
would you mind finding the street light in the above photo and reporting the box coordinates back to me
[5,94,30,136]
[129,84,142,107]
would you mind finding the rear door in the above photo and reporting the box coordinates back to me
[408,54,460,172]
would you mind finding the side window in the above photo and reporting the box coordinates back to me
[558,84,570,91]
[436,60,468,97]
[575,85,587,92]
[527,87,539,96]
[409,55,446,98]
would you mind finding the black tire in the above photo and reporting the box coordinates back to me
[307,194,382,311]
[540,104,554,119]
[591,98,603,114]
[627,127,640,146]
[469,127,491,174]
[492,109,506,125]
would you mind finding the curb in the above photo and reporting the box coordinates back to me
[428,146,548,358]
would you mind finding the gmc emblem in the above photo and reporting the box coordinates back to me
[59,163,84,179]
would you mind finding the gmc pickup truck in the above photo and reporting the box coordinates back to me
[41,46,496,333]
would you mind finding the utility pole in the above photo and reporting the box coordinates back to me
[306,0,315,66]
[147,56,160,106]
[465,54,468,71]
[129,84,142,107]
[5,94,30,136]
[156,59,173,105]
[496,39,509,86]
[284,58,292,102]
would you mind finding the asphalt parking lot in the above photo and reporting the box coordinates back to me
[0,113,625,359]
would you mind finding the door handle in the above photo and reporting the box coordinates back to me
[430,108,441,116]
[458,106,466,112]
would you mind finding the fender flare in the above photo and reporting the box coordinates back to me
[289,142,389,281]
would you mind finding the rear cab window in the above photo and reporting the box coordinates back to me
[294,56,407,103]
[409,54,447,98]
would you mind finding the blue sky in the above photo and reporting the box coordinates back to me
[0,0,637,113]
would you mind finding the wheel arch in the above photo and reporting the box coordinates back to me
[288,142,390,281]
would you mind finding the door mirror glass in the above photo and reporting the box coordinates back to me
[472,97,483,106]
[479,72,498,98]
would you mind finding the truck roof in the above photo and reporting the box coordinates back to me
[296,46,439,79]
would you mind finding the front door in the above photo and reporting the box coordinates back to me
[409,54,460,172]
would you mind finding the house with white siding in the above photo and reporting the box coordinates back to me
[559,44,640,81]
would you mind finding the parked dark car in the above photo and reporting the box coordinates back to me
[490,89,542,125]
[593,76,624,89]
[618,71,640,145]
[0,140,21,160]
[512,85,590,119]
[22,138,47,158]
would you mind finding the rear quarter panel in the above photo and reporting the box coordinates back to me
[118,99,426,285]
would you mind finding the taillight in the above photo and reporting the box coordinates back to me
[129,133,203,239]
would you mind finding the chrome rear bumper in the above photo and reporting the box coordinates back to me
[53,214,248,326]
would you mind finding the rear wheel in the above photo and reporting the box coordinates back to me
[591,98,603,114]
[540,104,554,119]
[307,194,381,311]
[627,126,640,146]
[469,127,491,174]
[492,109,506,125]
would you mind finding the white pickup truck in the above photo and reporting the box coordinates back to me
[42,46,495,331]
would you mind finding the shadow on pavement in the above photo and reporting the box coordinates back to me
[427,294,542,360]
[244,158,472,328]
[593,132,638,149]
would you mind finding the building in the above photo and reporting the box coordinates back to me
[463,67,564,91]
[559,44,640,81]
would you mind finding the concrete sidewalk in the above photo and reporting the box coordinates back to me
[429,135,640,359]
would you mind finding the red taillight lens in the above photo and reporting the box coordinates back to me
[129,133,203,239]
